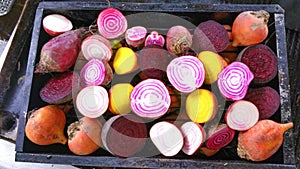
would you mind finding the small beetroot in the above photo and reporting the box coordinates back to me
[192,20,229,53]
[244,86,280,119]
[35,28,85,73]
[166,25,192,55]
[237,44,277,84]
[144,31,165,47]
[125,26,147,48]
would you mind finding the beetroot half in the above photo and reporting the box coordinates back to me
[237,44,278,84]
[40,71,79,104]
[101,114,147,157]
[192,20,229,53]
[244,86,280,119]
[138,44,174,80]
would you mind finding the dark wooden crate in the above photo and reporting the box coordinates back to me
[15,1,296,168]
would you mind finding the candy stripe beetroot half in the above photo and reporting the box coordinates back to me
[167,55,205,93]
[97,8,128,39]
[76,86,109,118]
[130,79,171,119]
[217,61,254,100]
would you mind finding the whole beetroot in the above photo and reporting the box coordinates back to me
[35,28,86,73]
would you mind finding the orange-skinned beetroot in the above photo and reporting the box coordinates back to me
[232,10,269,47]
[67,117,103,155]
[25,105,67,145]
[237,120,293,161]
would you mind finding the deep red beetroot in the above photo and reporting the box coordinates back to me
[237,44,277,84]
[192,20,229,53]
[244,86,280,119]
[40,71,80,104]
[101,114,147,157]
[35,28,85,73]
[138,44,174,80]
[205,124,236,150]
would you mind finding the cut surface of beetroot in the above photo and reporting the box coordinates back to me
[81,34,112,61]
[225,100,259,131]
[40,71,79,104]
[102,114,147,157]
[167,55,205,93]
[125,26,147,47]
[43,14,73,36]
[80,58,106,87]
[180,121,206,155]
[192,20,229,53]
[138,44,173,80]
[237,44,277,84]
[244,86,280,119]
[145,31,165,47]
[217,61,254,101]
[205,124,235,150]
[97,8,128,39]
[130,79,171,119]
[150,121,183,157]
[76,86,109,118]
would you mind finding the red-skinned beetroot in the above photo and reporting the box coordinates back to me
[192,20,229,53]
[244,86,280,119]
[35,28,85,73]
[237,44,277,84]
[166,25,192,55]
[40,71,80,104]
[138,44,174,80]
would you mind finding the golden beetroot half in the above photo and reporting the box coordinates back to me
[25,105,67,145]
[67,117,103,155]
[237,119,293,161]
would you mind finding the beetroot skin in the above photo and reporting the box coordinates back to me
[244,86,280,119]
[192,20,229,53]
[237,44,277,84]
[138,44,174,80]
[35,28,85,73]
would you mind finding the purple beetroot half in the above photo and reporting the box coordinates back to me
[244,86,280,119]
[237,44,278,84]
[138,44,174,80]
[192,20,229,53]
